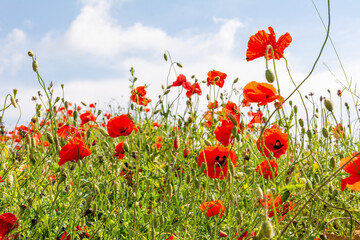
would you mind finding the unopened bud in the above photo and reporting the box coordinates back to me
[204,139,211,146]
[123,142,130,152]
[299,118,304,128]
[227,113,238,126]
[261,221,275,239]
[176,62,183,68]
[256,186,264,201]
[329,157,336,169]
[98,127,109,137]
[73,110,79,121]
[233,78,239,84]
[322,127,329,138]
[293,105,298,114]
[32,59,39,72]
[28,50,34,57]
[324,98,333,112]
[265,69,275,83]
[199,162,207,173]
[10,96,17,108]
[281,191,291,203]
[6,174,14,187]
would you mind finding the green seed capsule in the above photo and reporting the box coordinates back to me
[265,69,275,83]
[299,118,304,127]
[322,127,329,138]
[281,191,291,203]
[200,162,206,173]
[261,221,275,238]
[324,98,333,112]
[204,140,211,146]
[329,157,336,169]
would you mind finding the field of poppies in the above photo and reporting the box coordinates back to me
[1,2,360,240]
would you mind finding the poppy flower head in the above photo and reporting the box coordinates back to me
[340,153,360,191]
[58,138,92,166]
[207,70,227,88]
[243,81,283,106]
[246,26,292,61]
[114,142,125,159]
[107,114,136,138]
[207,100,219,110]
[200,200,225,218]
[0,213,18,239]
[186,82,202,98]
[80,111,96,125]
[257,125,288,158]
[255,159,278,179]
[131,86,152,106]
[198,146,237,179]
[172,74,187,87]
[214,119,233,147]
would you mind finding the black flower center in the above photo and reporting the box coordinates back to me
[215,155,227,166]
[120,127,129,134]
[273,140,284,150]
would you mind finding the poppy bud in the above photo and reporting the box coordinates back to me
[256,186,264,201]
[331,189,338,199]
[324,98,333,112]
[64,101,69,109]
[123,142,130,152]
[219,230,228,238]
[163,53,168,61]
[176,62,183,68]
[329,157,335,169]
[328,184,334,194]
[28,50,34,57]
[199,162,207,173]
[293,105,298,114]
[298,118,304,127]
[98,127,109,137]
[187,116,193,123]
[322,127,329,138]
[314,174,320,183]
[73,110,79,121]
[301,127,305,135]
[94,184,100,195]
[32,59,39,72]
[10,96,17,108]
[261,220,275,239]
[227,113,238,126]
[265,69,275,83]
[206,94,210,101]
[6,174,14,187]
[164,89,171,95]
[31,137,36,149]
[204,139,211,146]
[186,174,191,184]
[306,129,312,140]
[186,100,192,108]
[282,190,291,203]
[235,210,242,225]
[233,77,239,84]
[86,195,92,208]
[228,161,235,177]
[153,109,160,115]
[227,170,232,184]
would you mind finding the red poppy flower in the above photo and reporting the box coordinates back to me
[223,101,240,116]
[153,122,161,128]
[114,142,125,159]
[155,142,162,149]
[207,100,219,110]
[89,103,95,108]
[58,138,92,166]
[60,230,70,240]
[214,119,233,147]
[183,147,190,158]
[246,26,292,61]
[57,125,85,139]
[0,176,4,182]
[235,230,256,240]
[243,81,283,106]
[257,125,288,158]
[332,123,345,140]
[0,213,18,240]
[131,86,151,106]
[255,159,278,179]
[200,200,225,218]
[186,82,202,98]
[76,226,91,238]
[80,111,96,125]
[172,74,187,87]
[248,110,263,126]
[260,193,295,220]
[107,114,136,138]
[340,153,360,191]
[198,146,237,179]
[207,70,227,88]
[166,233,183,240]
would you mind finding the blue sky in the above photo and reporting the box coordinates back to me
[1,0,360,127]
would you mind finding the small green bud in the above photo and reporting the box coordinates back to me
[10,96,17,108]
[322,127,329,138]
[331,189,338,199]
[163,53,168,61]
[204,139,211,146]
[293,105,298,114]
[73,110,79,121]
[265,69,275,83]
[28,50,34,57]
[261,220,275,239]
[329,157,336,169]
[199,162,207,173]
[298,118,304,127]
[123,142,130,152]
[227,113,238,126]
[281,190,291,203]
[306,129,312,139]
[32,59,39,72]
[98,127,109,137]
[176,62,183,68]
[233,77,239,84]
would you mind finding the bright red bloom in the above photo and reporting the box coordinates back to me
[340,153,360,191]
[243,81,283,105]
[57,125,85,139]
[153,122,161,128]
[214,119,233,147]
[107,114,136,138]
[172,74,187,87]
[0,213,18,240]
[207,100,219,110]
[200,200,225,218]
[332,123,345,140]
[60,230,70,240]
[186,82,202,98]
[248,110,263,126]
[246,26,292,61]
[260,193,295,220]
[207,70,227,88]
[166,233,183,240]
[198,146,237,179]
[223,101,240,116]
[58,138,92,166]
[131,86,151,106]
[114,142,125,159]
[257,125,288,158]
[183,147,190,158]
[255,159,278,179]
[89,103,95,108]
[0,177,4,182]
[80,111,96,125]
[155,142,162,149]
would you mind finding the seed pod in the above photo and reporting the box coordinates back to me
[227,113,238,126]
[163,53,168,61]
[324,98,333,112]
[28,50,34,57]
[261,221,275,239]
[293,105,298,114]
[233,78,239,84]
[265,69,275,83]
[176,62,183,68]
